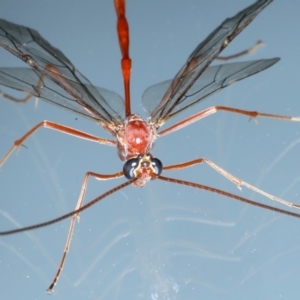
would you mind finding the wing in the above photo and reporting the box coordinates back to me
[143,0,273,125]
[142,58,279,119]
[0,19,124,126]
[0,67,124,123]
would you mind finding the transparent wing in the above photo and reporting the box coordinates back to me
[0,19,124,125]
[143,0,272,125]
[0,68,124,123]
[142,58,279,119]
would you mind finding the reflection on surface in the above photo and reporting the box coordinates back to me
[1,1,300,298]
[2,144,300,299]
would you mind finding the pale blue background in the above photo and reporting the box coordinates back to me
[1,1,300,299]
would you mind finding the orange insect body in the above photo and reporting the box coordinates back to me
[1,0,300,294]
[116,114,156,162]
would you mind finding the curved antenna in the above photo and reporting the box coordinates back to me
[0,178,136,235]
[156,175,300,219]
[1,175,300,237]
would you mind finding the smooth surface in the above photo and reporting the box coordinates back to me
[0,1,300,299]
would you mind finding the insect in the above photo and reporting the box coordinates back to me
[1,0,300,293]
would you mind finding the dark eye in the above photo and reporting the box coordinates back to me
[151,158,163,175]
[123,158,139,179]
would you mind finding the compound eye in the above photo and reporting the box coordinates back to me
[151,158,163,175]
[123,158,139,179]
